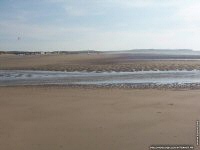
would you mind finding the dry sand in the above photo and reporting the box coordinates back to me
[1,54,200,71]
[0,86,199,150]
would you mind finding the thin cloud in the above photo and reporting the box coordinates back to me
[0,21,96,40]
[177,2,200,22]
[64,6,87,16]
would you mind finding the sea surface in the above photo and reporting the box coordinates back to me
[1,70,200,88]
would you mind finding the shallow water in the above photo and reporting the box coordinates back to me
[1,70,200,87]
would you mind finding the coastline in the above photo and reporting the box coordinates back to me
[1,53,200,149]
[1,69,200,89]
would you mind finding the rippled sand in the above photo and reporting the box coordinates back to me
[1,54,200,71]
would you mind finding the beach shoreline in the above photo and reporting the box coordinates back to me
[1,53,200,149]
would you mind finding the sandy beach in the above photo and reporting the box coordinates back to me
[0,86,199,150]
[1,53,200,149]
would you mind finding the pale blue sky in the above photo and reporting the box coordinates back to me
[1,0,200,51]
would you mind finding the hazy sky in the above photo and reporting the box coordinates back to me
[1,0,200,51]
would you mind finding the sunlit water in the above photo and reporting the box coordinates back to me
[1,70,200,87]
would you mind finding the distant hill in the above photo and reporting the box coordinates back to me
[106,49,200,55]
[2,49,200,56]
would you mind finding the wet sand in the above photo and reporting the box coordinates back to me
[0,86,199,150]
[1,54,200,71]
